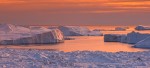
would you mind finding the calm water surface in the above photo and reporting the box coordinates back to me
[0,36,147,52]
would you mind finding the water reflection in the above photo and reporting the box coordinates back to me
[0,36,146,52]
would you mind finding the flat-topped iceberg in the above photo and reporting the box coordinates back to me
[135,25,150,30]
[58,26,103,36]
[0,24,64,45]
[104,34,125,42]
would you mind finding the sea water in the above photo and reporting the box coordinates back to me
[0,26,149,52]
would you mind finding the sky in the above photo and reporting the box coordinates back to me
[0,0,150,26]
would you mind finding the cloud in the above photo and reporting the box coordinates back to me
[0,0,150,13]
[0,0,25,4]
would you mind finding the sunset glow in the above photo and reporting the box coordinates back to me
[0,0,150,25]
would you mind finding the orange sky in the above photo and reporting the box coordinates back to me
[0,0,150,25]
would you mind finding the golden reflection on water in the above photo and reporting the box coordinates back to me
[0,36,146,52]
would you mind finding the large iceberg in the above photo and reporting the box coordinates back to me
[126,31,150,44]
[0,24,64,45]
[135,25,150,30]
[134,36,150,48]
[104,31,150,44]
[58,26,103,36]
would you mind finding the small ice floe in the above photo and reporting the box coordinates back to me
[104,34,125,42]
[135,25,150,30]
[115,27,126,31]
[64,37,75,40]
[93,29,101,31]
[58,26,103,36]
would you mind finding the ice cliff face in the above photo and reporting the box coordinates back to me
[0,24,64,45]
[127,31,150,44]
[58,26,103,36]
[134,36,150,48]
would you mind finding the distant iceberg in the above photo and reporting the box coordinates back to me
[0,24,30,33]
[58,26,103,36]
[104,34,124,42]
[0,24,64,45]
[135,25,150,30]
[115,27,126,31]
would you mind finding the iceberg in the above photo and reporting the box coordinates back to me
[0,24,64,45]
[58,26,103,36]
[135,25,150,30]
[115,27,126,31]
[126,31,150,44]
[120,35,128,43]
[88,30,103,36]
[134,36,150,48]
[104,34,124,42]
[0,24,30,33]
[104,31,150,45]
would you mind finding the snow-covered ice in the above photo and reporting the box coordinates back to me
[58,26,103,36]
[0,48,150,68]
[135,25,150,30]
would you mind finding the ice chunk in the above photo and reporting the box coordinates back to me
[58,26,103,36]
[0,24,30,33]
[88,30,103,36]
[134,36,150,48]
[126,31,150,44]
[0,29,64,45]
[120,35,128,43]
[135,25,150,30]
[115,27,126,31]
[104,34,124,42]
[58,26,90,36]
